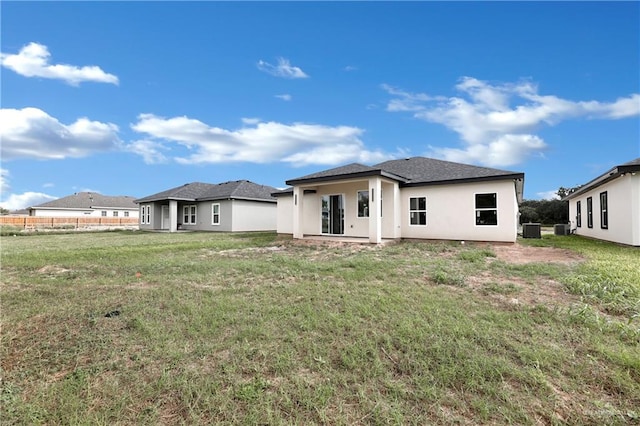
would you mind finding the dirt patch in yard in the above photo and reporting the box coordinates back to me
[467,243,587,312]
[490,243,584,265]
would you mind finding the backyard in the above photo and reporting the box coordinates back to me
[1,231,638,425]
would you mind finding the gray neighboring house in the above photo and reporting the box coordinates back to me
[564,158,640,246]
[29,192,139,218]
[135,180,278,232]
[274,157,525,243]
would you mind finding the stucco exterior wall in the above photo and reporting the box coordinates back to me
[230,199,277,231]
[568,174,640,246]
[400,180,519,242]
[297,180,377,237]
[139,199,276,232]
[137,202,159,230]
[276,196,294,234]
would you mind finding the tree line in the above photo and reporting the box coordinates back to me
[519,186,581,225]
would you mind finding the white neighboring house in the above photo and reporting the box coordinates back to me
[135,180,277,232]
[28,192,139,218]
[564,158,640,246]
[273,157,525,243]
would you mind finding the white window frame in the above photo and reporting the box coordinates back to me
[357,190,369,218]
[212,203,221,225]
[140,205,151,224]
[409,196,426,226]
[183,205,197,225]
[475,193,498,226]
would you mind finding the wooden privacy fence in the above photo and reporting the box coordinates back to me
[0,216,139,230]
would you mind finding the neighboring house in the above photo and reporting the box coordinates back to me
[29,192,139,218]
[274,157,524,243]
[135,180,278,232]
[564,158,640,246]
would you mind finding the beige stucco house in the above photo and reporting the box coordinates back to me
[274,157,525,243]
[135,180,277,232]
[564,158,640,246]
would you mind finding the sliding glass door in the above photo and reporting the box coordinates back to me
[321,194,344,235]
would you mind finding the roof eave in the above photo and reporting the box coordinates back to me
[400,173,525,188]
[134,196,196,204]
[203,196,276,203]
[563,164,640,200]
[286,169,407,186]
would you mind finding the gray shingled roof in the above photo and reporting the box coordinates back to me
[31,192,138,210]
[564,157,640,200]
[134,180,277,203]
[374,157,522,185]
[285,156,523,187]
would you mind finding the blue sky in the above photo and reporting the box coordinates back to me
[1,1,638,210]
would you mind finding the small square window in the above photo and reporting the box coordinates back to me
[475,193,497,226]
[409,197,426,225]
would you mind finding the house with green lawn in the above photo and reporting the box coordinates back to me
[273,157,525,243]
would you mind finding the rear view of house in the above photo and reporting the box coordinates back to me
[274,157,524,243]
[564,158,640,246]
[29,192,139,218]
[135,180,277,232]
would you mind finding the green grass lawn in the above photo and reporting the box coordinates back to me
[1,231,638,425]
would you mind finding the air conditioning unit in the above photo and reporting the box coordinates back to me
[554,224,571,236]
[522,223,541,239]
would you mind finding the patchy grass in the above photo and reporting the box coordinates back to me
[520,234,640,317]
[1,231,639,424]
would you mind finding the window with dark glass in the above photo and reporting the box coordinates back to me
[183,205,197,225]
[475,193,497,226]
[587,197,593,228]
[357,190,369,217]
[576,201,582,227]
[212,203,220,225]
[409,197,426,225]
[600,192,608,229]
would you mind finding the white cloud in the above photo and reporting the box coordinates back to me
[384,77,640,167]
[344,65,358,72]
[242,117,261,125]
[257,57,309,79]
[0,107,121,160]
[0,169,10,195]
[275,94,292,101]
[131,113,395,166]
[1,42,119,86]
[536,190,561,200]
[429,134,547,167]
[126,140,168,164]
[1,192,56,211]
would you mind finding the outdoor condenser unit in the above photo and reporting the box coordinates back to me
[554,224,571,236]
[522,223,542,239]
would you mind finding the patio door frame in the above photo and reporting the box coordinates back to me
[161,205,170,230]
[321,194,344,235]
